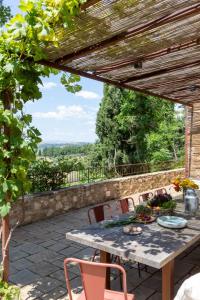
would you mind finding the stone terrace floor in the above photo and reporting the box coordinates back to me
[6,190,200,300]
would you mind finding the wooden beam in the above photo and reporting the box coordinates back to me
[122,59,200,84]
[188,98,200,104]
[94,39,199,75]
[55,3,200,64]
[38,59,192,106]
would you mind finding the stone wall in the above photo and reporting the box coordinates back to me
[11,168,184,225]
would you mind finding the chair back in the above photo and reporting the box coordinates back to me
[64,258,128,300]
[139,192,153,203]
[88,204,112,224]
[155,188,167,196]
[118,197,135,214]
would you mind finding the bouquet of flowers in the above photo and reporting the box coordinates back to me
[172,177,199,192]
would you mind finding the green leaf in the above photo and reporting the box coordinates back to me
[19,0,34,12]
[0,203,11,217]
[3,63,14,73]
[22,114,32,124]
[2,182,8,193]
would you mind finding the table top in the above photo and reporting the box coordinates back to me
[66,202,200,269]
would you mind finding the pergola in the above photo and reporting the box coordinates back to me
[2,0,200,293]
[39,0,200,179]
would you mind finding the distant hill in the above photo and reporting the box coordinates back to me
[38,142,91,150]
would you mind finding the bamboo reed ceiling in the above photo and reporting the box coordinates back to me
[42,0,200,106]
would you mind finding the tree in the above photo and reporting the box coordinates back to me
[0,0,11,27]
[147,112,185,162]
[96,84,184,166]
[0,0,86,281]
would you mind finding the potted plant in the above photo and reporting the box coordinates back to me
[172,177,199,215]
[147,193,176,216]
[135,205,152,222]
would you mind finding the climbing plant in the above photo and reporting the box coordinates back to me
[0,0,86,217]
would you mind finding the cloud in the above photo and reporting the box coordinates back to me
[39,82,57,90]
[33,105,86,120]
[75,90,100,99]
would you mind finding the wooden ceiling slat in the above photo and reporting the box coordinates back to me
[122,59,200,83]
[93,39,199,75]
[55,2,200,64]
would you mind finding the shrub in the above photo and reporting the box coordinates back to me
[28,160,65,193]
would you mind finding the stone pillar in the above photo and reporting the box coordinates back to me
[188,103,200,178]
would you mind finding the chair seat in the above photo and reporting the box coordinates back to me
[77,289,135,300]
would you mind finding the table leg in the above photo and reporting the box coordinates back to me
[100,250,111,289]
[162,260,174,300]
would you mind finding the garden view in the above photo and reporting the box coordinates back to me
[29,85,184,193]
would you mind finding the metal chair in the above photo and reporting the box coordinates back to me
[155,188,167,196]
[118,197,135,214]
[64,257,135,300]
[88,204,112,224]
[139,192,153,204]
[88,204,112,262]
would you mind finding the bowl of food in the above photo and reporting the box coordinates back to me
[123,225,142,235]
[147,194,176,216]
[135,205,156,223]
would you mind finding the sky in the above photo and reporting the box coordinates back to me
[4,0,103,143]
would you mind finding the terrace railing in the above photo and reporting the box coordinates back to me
[29,159,184,193]
[66,160,183,184]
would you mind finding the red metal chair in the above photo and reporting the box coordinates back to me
[118,197,135,214]
[88,204,112,225]
[139,192,153,204]
[88,204,112,262]
[64,257,135,300]
[155,188,167,196]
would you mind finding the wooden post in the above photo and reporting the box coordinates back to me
[2,89,12,282]
[162,260,174,300]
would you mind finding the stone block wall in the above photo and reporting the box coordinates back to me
[11,168,184,225]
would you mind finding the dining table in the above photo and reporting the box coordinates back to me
[66,201,200,300]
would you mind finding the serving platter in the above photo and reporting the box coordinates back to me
[157,216,188,229]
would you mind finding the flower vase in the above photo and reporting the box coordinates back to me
[184,188,199,216]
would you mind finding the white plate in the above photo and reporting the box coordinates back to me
[157,216,187,229]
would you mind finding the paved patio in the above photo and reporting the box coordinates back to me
[6,191,200,300]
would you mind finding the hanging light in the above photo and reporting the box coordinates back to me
[189,84,198,92]
[134,60,143,69]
